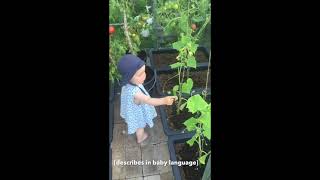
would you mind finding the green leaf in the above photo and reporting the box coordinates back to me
[172,85,179,96]
[170,62,183,69]
[179,15,189,33]
[172,41,184,50]
[186,135,197,146]
[199,154,208,165]
[182,78,193,94]
[187,56,197,68]
[187,94,208,113]
[199,111,211,127]
[179,101,187,111]
[192,16,205,23]
[183,117,197,131]
[190,43,199,54]
[181,36,191,45]
[203,126,211,140]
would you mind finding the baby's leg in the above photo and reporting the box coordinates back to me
[136,128,148,143]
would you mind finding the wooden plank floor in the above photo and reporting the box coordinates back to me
[111,95,174,180]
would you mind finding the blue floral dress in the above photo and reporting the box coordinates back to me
[120,84,157,134]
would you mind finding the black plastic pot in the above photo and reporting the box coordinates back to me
[109,101,114,144]
[159,94,211,137]
[137,50,149,65]
[150,46,210,73]
[168,133,211,180]
[168,133,194,180]
[155,65,212,98]
[137,50,157,95]
[159,105,196,137]
[143,65,157,96]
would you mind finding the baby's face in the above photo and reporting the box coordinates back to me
[130,65,146,85]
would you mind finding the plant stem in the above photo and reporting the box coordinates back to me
[195,15,211,39]
[181,97,188,101]
[177,67,185,115]
[163,17,181,29]
[176,65,182,115]
[177,66,185,115]
[162,73,179,93]
[198,129,202,157]
[109,23,124,26]
[109,53,117,68]
[123,8,134,54]
[204,50,211,99]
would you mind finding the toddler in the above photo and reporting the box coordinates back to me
[117,54,177,144]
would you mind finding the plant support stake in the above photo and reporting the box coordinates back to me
[123,9,134,54]
[109,23,124,26]
[204,50,211,99]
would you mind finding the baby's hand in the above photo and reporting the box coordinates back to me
[163,96,178,105]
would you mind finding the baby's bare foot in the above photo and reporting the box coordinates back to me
[137,132,148,144]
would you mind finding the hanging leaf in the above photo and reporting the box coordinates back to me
[186,134,197,146]
[187,56,197,68]
[203,126,211,140]
[198,107,211,140]
[179,101,187,111]
[173,41,184,50]
[183,117,198,131]
[172,85,179,96]
[182,78,194,94]
[170,62,183,69]
[187,94,208,113]
[199,154,208,165]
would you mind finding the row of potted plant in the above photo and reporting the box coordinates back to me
[151,0,212,179]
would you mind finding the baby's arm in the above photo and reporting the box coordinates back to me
[134,91,177,106]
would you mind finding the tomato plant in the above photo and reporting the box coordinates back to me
[159,0,211,115]
[155,0,211,39]
[109,0,154,82]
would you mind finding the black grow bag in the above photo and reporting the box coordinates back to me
[155,64,212,99]
[150,46,210,73]
[143,65,157,96]
[137,50,157,95]
[168,133,211,180]
[158,88,211,136]
[168,133,194,180]
[159,105,196,137]
[155,63,212,136]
